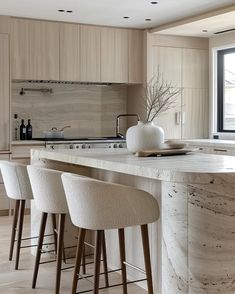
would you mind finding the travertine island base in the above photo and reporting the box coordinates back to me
[31,148,235,294]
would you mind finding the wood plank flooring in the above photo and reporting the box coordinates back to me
[0,215,146,294]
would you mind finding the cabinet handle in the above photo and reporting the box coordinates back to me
[213,148,227,152]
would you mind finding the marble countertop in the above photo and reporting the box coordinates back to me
[32,148,235,184]
[11,140,45,146]
[183,139,235,148]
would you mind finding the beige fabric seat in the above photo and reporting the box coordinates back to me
[0,161,33,270]
[62,172,159,294]
[27,165,68,294]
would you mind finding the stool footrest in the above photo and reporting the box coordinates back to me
[76,278,147,294]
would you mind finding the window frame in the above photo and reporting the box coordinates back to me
[217,47,235,133]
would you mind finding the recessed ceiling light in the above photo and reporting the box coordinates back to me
[151,1,158,4]
[58,9,65,12]
[123,16,130,19]
[145,18,151,21]
[66,10,73,13]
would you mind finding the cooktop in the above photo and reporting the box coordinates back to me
[31,136,125,142]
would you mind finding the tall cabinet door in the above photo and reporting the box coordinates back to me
[80,25,101,82]
[28,20,60,80]
[151,46,182,139]
[182,48,209,139]
[60,23,80,81]
[101,27,129,83]
[11,18,30,79]
[0,34,10,151]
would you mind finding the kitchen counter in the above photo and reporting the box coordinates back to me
[31,148,235,294]
[183,138,235,148]
[11,140,45,145]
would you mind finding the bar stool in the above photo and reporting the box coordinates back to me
[61,172,160,294]
[0,161,33,270]
[27,166,109,294]
[27,165,70,294]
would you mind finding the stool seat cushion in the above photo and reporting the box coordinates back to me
[0,161,33,200]
[27,166,69,214]
[62,173,159,230]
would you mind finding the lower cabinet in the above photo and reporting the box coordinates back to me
[0,153,10,214]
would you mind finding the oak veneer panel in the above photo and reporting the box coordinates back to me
[0,34,10,150]
[80,25,101,82]
[129,30,144,84]
[182,48,209,89]
[101,27,129,83]
[182,88,209,139]
[11,18,30,79]
[28,20,59,80]
[101,27,116,82]
[152,46,182,87]
[60,23,80,81]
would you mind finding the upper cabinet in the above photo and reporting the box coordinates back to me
[60,23,80,81]
[128,30,143,84]
[101,27,129,83]
[11,18,60,80]
[80,25,101,82]
[11,18,144,84]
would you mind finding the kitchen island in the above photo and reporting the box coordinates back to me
[31,148,235,294]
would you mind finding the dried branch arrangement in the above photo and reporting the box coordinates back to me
[143,69,181,122]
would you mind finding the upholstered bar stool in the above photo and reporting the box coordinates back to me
[62,172,160,294]
[27,165,69,294]
[0,161,33,270]
[27,166,109,294]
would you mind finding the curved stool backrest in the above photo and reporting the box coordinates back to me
[62,172,159,230]
[27,166,68,214]
[0,161,33,200]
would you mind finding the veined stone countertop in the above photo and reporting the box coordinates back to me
[182,139,235,148]
[31,148,235,184]
[11,140,45,145]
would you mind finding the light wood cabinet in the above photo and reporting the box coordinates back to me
[0,34,10,151]
[28,20,59,80]
[11,18,60,80]
[128,30,144,84]
[11,18,30,79]
[0,153,10,212]
[151,44,209,140]
[101,27,128,83]
[80,25,101,82]
[152,46,182,139]
[60,23,80,81]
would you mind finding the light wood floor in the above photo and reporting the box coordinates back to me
[0,215,146,294]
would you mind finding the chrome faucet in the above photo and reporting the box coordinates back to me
[116,114,140,138]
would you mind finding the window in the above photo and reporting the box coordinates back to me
[217,47,235,132]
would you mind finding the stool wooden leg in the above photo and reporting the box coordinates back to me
[72,228,86,294]
[82,245,86,274]
[141,224,153,294]
[101,230,109,288]
[15,199,25,270]
[55,214,66,294]
[9,200,20,261]
[94,230,102,294]
[51,214,58,254]
[118,228,127,294]
[32,212,48,289]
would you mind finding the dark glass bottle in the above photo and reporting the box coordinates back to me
[20,119,26,140]
[26,119,32,140]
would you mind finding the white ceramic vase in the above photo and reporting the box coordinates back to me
[126,121,164,153]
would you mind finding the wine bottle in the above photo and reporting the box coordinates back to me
[26,119,32,140]
[20,119,26,140]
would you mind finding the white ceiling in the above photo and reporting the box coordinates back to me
[0,0,234,29]
[156,10,235,37]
